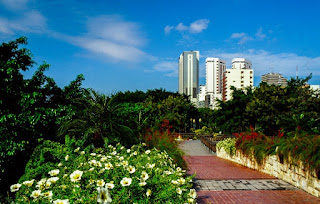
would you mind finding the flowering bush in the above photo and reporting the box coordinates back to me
[142,120,186,168]
[10,142,196,203]
[227,127,320,175]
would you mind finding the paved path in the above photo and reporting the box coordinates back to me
[179,140,320,204]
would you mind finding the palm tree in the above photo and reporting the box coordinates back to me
[58,88,134,147]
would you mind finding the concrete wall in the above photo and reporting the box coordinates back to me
[217,147,320,197]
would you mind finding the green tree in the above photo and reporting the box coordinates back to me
[0,37,84,198]
[215,86,253,134]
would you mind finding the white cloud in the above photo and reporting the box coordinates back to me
[256,27,266,40]
[203,49,320,77]
[73,38,147,62]
[164,19,210,35]
[189,19,210,33]
[230,32,246,38]
[86,15,146,47]
[0,0,29,10]
[0,11,47,35]
[56,15,150,63]
[153,61,178,77]
[230,32,253,44]
[164,25,174,35]
[175,23,188,32]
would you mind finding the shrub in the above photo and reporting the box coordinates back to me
[216,138,237,156]
[9,141,196,203]
[142,120,186,169]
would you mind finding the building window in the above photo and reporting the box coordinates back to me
[241,81,244,83]
[241,71,244,74]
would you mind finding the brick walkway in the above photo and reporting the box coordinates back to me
[179,140,320,204]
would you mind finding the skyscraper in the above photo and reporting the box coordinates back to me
[205,58,226,108]
[178,51,199,104]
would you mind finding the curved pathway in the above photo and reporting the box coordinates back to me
[180,140,320,204]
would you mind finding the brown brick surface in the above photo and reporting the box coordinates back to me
[197,190,320,204]
[184,156,275,180]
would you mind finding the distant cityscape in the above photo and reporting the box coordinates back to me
[178,51,320,109]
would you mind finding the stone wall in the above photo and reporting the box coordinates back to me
[217,147,320,197]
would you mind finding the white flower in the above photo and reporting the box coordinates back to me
[70,170,83,182]
[141,171,149,181]
[119,156,124,161]
[176,167,182,172]
[47,177,59,184]
[146,189,152,197]
[133,151,138,155]
[145,150,151,154]
[80,151,85,155]
[120,177,132,186]
[10,183,22,192]
[188,198,194,203]
[23,179,35,187]
[142,143,147,146]
[36,178,47,188]
[128,166,136,174]
[111,151,117,155]
[189,189,197,199]
[96,179,105,187]
[146,163,155,169]
[58,162,63,167]
[65,155,69,161]
[127,149,131,153]
[52,199,70,204]
[105,162,113,170]
[97,187,112,204]
[171,180,178,185]
[105,183,115,189]
[120,146,125,150]
[74,147,80,152]
[99,168,105,174]
[48,169,60,177]
[31,190,41,199]
[177,178,185,185]
[176,187,182,195]
[163,171,172,175]
[89,159,97,166]
[100,156,107,162]
[122,160,128,166]
[89,167,95,172]
[90,153,97,156]
[42,191,53,199]
[139,181,147,186]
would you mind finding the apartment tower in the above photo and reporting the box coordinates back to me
[205,58,226,108]
[223,58,254,101]
[178,51,199,104]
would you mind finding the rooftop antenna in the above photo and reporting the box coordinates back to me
[296,65,299,79]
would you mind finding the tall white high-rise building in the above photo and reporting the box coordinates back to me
[223,58,254,101]
[198,85,207,107]
[178,51,199,104]
[205,58,226,108]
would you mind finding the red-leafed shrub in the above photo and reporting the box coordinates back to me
[141,120,186,168]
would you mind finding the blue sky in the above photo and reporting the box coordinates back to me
[1,0,320,93]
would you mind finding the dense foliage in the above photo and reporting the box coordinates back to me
[214,76,320,136]
[0,37,84,196]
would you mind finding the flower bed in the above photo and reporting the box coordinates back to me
[10,142,196,203]
[216,131,320,198]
